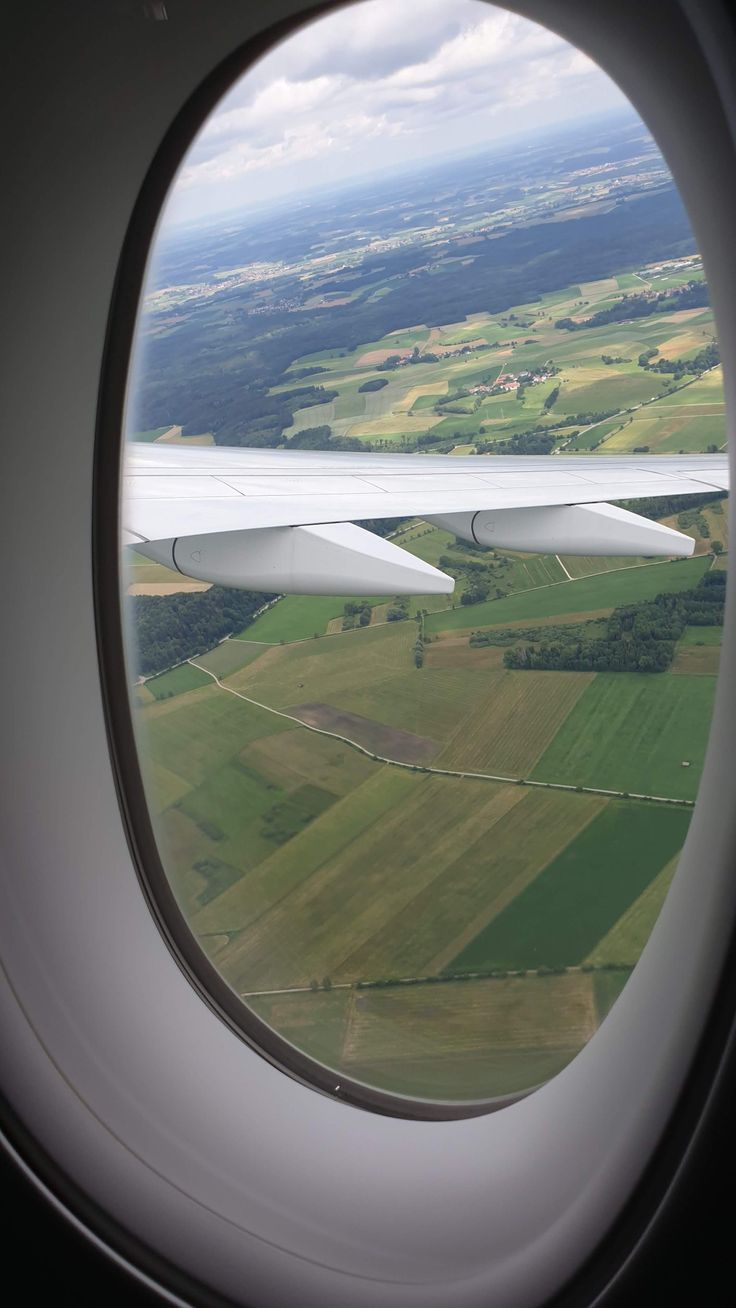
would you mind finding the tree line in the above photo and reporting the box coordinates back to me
[503,572,725,673]
[130,586,273,677]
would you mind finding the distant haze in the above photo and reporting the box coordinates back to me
[165,0,630,227]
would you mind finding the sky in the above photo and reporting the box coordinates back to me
[164,0,631,227]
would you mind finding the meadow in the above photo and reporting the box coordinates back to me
[451,803,690,971]
[531,671,716,799]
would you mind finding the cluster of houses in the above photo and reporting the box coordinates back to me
[470,366,552,396]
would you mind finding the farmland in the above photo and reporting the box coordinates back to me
[248,972,597,1100]
[532,672,716,799]
[451,804,690,972]
[129,113,729,1103]
[132,532,723,1100]
[425,555,710,633]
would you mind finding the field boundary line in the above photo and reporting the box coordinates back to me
[188,659,695,808]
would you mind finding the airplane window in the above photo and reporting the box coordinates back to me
[121,0,727,1111]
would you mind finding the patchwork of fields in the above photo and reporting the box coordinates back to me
[135,540,725,1100]
[263,268,721,458]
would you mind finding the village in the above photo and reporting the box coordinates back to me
[470,364,555,395]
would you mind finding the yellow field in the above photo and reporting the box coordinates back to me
[341,972,597,1062]
[343,413,444,437]
[656,330,713,359]
[660,503,728,555]
[395,380,448,411]
[369,603,390,625]
[437,670,594,776]
[128,581,211,595]
[156,426,214,446]
[247,972,598,1099]
[579,276,619,298]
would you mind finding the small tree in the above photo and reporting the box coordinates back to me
[712,539,724,555]
[322,976,332,992]
[309,979,319,992]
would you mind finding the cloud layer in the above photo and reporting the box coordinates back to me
[168,0,628,223]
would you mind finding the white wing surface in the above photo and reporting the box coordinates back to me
[124,443,729,595]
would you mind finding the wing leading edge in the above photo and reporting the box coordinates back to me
[126,444,729,595]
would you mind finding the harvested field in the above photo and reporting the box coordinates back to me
[357,347,413,365]
[397,381,448,411]
[425,639,507,671]
[287,701,440,764]
[339,973,596,1098]
[670,645,720,674]
[437,670,594,776]
[341,786,601,979]
[244,728,376,797]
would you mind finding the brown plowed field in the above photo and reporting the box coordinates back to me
[287,701,439,764]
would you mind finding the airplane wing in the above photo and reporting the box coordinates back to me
[124,443,729,596]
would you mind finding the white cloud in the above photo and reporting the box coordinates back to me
[167,0,629,221]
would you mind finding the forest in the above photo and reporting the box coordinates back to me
[503,572,725,673]
[131,586,272,677]
[131,186,696,447]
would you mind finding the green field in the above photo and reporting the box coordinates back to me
[586,856,679,966]
[241,596,360,642]
[451,803,690,971]
[532,672,716,799]
[425,557,710,633]
[145,662,212,699]
[678,625,722,646]
[193,640,269,677]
